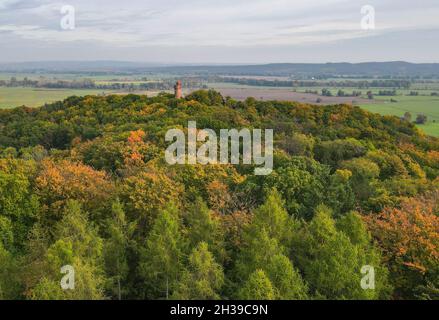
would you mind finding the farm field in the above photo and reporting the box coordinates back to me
[0,86,178,109]
[360,95,439,137]
[0,87,113,108]
[212,86,371,105]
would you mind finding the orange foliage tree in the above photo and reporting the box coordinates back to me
[125,130,146,166]
[35,159,114,223]
[366,192,439,298]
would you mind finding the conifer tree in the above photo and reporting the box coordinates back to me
[28,201,106,300]
[185,198,226,262]
[265,254,308,300]
[172,242,224,300]
[238,270,276,300]
[235,228,284,283]
[104,200,136,300]
[139,204,184,299]
[249,189,297,247]
[234,191,308,300]
[293,205,391,300]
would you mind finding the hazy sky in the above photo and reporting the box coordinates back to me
[0,0,438,63]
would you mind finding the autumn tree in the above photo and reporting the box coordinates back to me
[120,169,183,230]
[366,194,439,299]
[35,159,114,226]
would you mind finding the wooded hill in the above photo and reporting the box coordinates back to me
[0,90,437,300]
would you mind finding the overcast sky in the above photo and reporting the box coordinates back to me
[0,0,438,64]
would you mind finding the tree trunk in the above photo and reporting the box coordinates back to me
[118,278,121,301]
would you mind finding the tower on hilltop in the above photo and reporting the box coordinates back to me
[174,80,182,99]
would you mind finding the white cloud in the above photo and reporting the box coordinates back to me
[1,0,439,46]
[0,0,438,62]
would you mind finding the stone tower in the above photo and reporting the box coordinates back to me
[174,80,182,99]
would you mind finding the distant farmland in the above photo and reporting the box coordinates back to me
[360,95,439,137]
[212,87,371,105]
[0,87,111,109]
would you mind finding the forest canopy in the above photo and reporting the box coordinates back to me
[0,90,438,300]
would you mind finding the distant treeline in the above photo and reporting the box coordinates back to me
[0,77,204,91]
[218,77,412,89]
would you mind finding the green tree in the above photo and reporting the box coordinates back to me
[184,198,225,262]
[103,200,136,300]
[0,159,39,249]
[293,206,391,300]
[172,242,224,300]
[235,227,284,283]
[238,270,276,300]
[28,201,105,300]
[265,254,308,300]
[325,169,355,216]
[403,112,412,122]
[341,157,380,205]
[281,133,315,157]
[249,190,296,247]
[139,204,184,299]
[263,158,328,219]
[415,114,427,124]
[185,89,224,105]
[234,192,308,300]
[314,138,366,168]
[0,243,21,299]
[0,216,14,252]
[366,150,407,180]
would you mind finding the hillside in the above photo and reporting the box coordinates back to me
[0,90,438,300]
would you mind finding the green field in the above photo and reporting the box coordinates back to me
[0,87,114,108]
[269,85,439,137]
[360,95,439,137]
